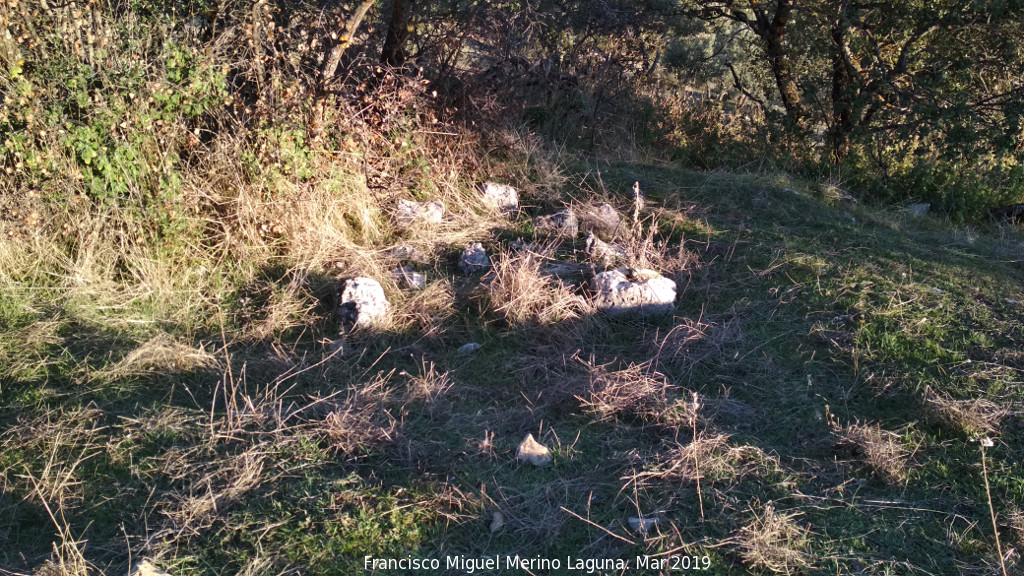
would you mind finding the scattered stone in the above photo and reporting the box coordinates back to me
[593,268,676,316]
[534,209,579,238]
[479,181,519,214]
[130,560,172,576]
[490,511,505,533]
[459,243,491,274]
[585,232,627,268]
[578,203,623,236]
[907,202,931,217]
[337,277,390,332]
[509,239,541,255]
[394,199,445,229]
[516,433,552,466]
[390,266,426,290]
[388,245,430,264]
[628,516,657,534]
[457,342,482,354]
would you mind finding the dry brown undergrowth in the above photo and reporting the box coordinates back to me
[831,417,913,487]
[575,358,675,421]
[923,386,1011,437]
[733,502,811,575]
[485,247,591,326]
[631,433,776,487]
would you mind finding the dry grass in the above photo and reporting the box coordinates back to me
[319,376,400,456]
[624,210,701,279]
[633,434,775,486]
[733,502,811,575]
[94,334,219,381]
[390,278,456,335]
[402,360,454,409]
[575,358,675,421]
[485,247,590,326]
[651,314,746,377]
[832,419,913,486]
[923,386,1011,437]
[1,409,104,576]
[160,444,273,538]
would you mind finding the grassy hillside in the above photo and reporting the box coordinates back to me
[5,156,1024,575]
[3,2,1024,575]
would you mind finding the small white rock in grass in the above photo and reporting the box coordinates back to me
[337,277,390,332]
[628,516,657,534]
[390,266,426,290]
[479,181,519,215]
[394,199,445,229]
[389,245,430,264]
[459,243,491,274]
[592,268,676,316]
[490,511,505,533]
[457,342,482,354]
[534,209,579,238]
[130,560,172,576]
[516,433,552,466]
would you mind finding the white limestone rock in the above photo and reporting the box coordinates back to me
[457,342,482,354]
[390,266,426,290]
[516,433,552,466]
[628,516,657,534]
[395,199,445,229]
[534,209,579,238]
[479,182,519,215]
[130,561,172,576]
[337,277,390,332]
[459,243,491,274]
[490,511,505,533]
[592,268,676,316]
[388,245,430,264]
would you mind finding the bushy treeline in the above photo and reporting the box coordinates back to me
[2,0,1023,222]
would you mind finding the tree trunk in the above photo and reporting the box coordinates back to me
[381,0,411,66]
[764,0,805,128]
[829,6,855,162]
[321,0,376,86]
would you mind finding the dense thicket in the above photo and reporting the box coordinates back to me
[2,0,1022,219]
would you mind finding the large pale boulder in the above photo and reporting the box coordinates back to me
[395,199,445,229]
[337,277,390,332]
[593,268,676,316]
[479,182,519,214]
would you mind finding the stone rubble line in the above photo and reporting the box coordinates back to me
[337,182,677,333]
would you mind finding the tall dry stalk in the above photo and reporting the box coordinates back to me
[691,392,705,522]
[980,437,1008,576]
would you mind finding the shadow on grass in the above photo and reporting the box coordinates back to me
[3,173,1024,575]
